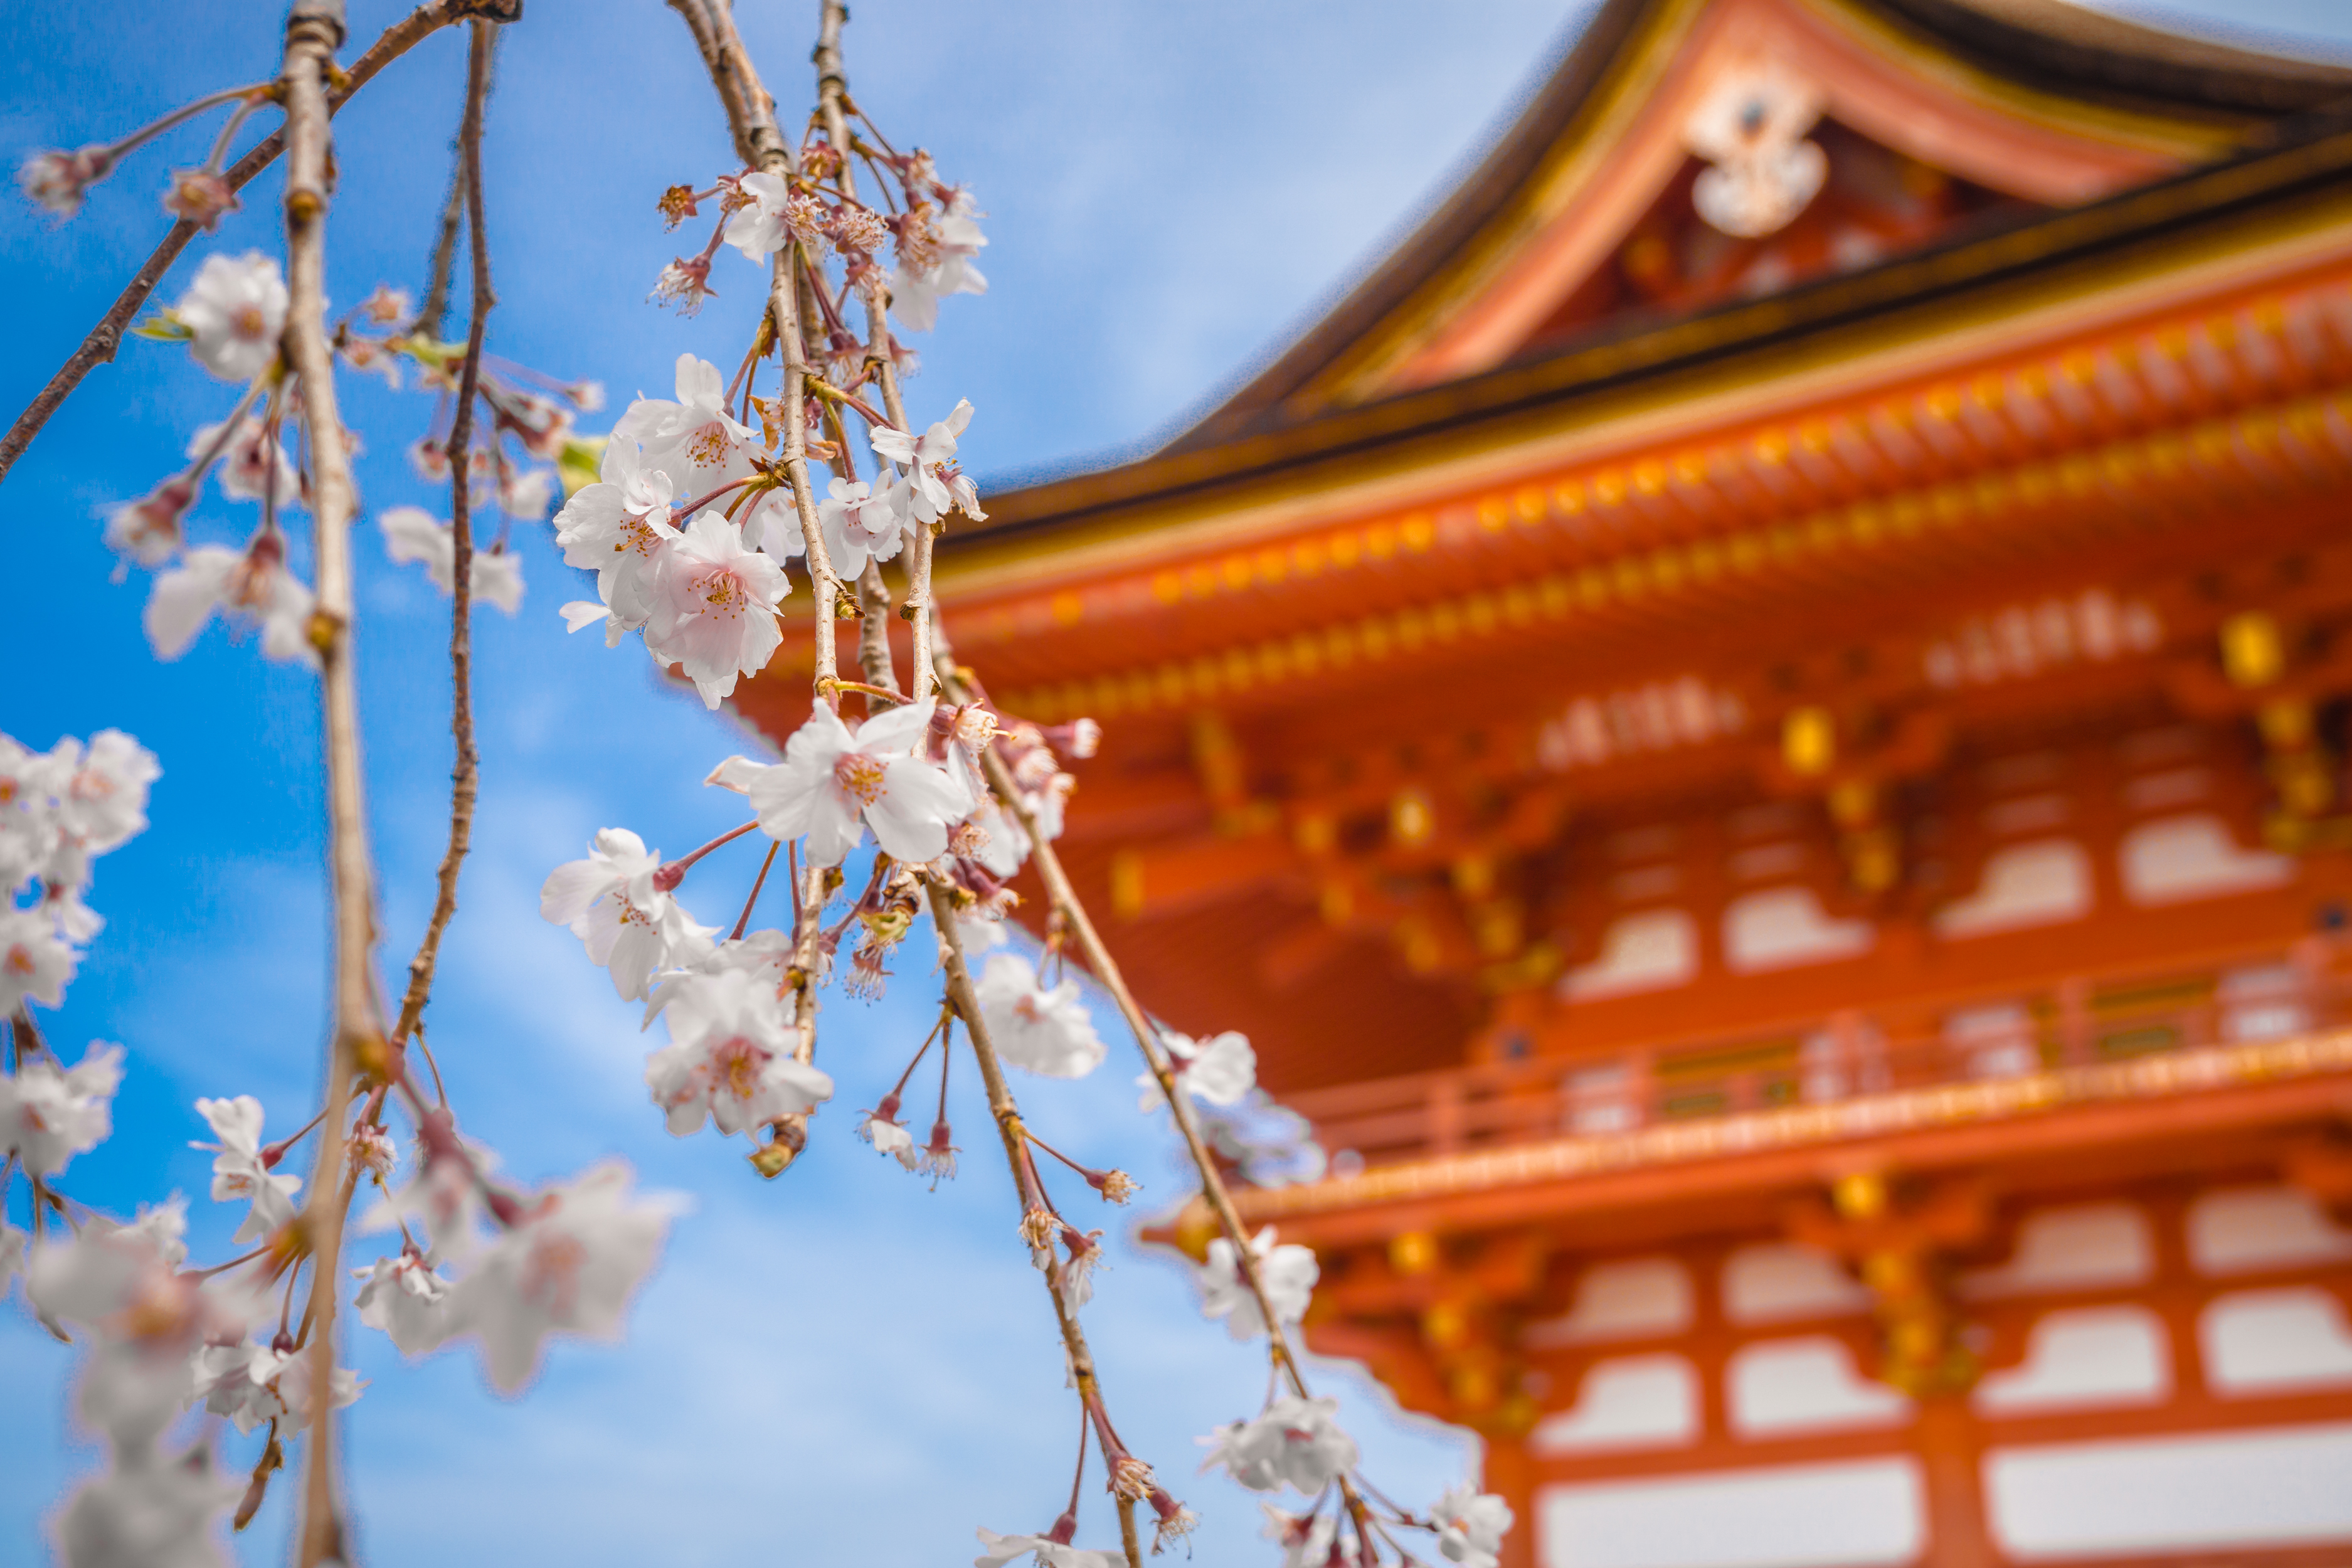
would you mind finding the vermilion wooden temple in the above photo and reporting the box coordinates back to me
[738,1,2352,1564]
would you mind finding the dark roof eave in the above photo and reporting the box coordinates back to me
[958,116,2352,549]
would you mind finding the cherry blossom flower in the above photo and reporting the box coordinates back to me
[145,536,317,666]
[103,477,195,567]
[651,255,717,315]
[359,1126,500,1264]
[1197,1225,1318,1340]
[747,698,972,866]
[815,476,906,578]
[974,953,1104,1078]
[554,439,679,641]
[618,354,760,501]
[499,465,556,521]
[29,1219,257,1445]
[191,1096,302,1243]
[869,399,973,526]
[354,1249,458,1357]
[721,171,795,259]
[186,417,299,506]
[359,284,411,325]
[1433,1483,1515,1568]
[1200,1395,1359,1494]
[539,827,716,1001]
[18,145,113,216]
[888,194,987,332]
[378,506,526,614]
[645,966,832,1137]
[0,907,80,1014]
[194,1338,364,1434]
[175,251,286,383]
[162,167,238,231]
[1263,1503,1343,1568]
[52,1445,241,1568]
[1137,1027,1258,1113]
[54,730,160,854]
[0,1041,120,1177]
[1057,1226,1105,1310]
[645,510,788,708]
[858,1102,918,1169]
[973,1529,1125,1568]
[446,1160,677,1394]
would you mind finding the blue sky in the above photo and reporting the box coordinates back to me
[4,1,2350,1564]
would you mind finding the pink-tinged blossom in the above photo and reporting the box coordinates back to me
[175,252,286,383]
[1138,1027,1257,1111]
[359,284,411,325]
[103,477,195,567]
[1200,1396,1359,1495]
[55,731,159,856]
[378,506,526,615]
[0,907,80,1014]
[354,1250,457,1357]
[1196,1225,1317,1340]
[539,827,716,1001]
[162,167,238,231]
[193,1339,364,1434]
[974,953,1104,1079]
[1261,1503,1341,1568]
[18,145,112,216]
[144,538,317,666]
[645,966,831,1137]
[446,1160,677,1394]
[52,1446,241,1568]
[188,418,299,506]
[617,354,759,501]
[29,1219,257,1446]
[869,399,973,526]
[889,195,988,333]
[0,1042,121,1177]
[747,697,972,867]
[650,255,716,315]
[358,1128,499,1264]
[814,476,906,578]
[1433,1485,1515,1568]
[499,465,555,521]
[645,510,788,708]
[721,171,795,260]
[973,1528,1125,1568]
[554,439,679,640]
[190,1096,302,1244]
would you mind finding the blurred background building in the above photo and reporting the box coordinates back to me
[752,0,2352,1564]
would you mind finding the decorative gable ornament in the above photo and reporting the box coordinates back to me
[1684,63,1827,239]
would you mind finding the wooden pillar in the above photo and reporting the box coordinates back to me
[1915,1397,1994,1568]
[1485,1431,1540,1568]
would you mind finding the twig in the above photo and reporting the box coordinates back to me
[282,3,378,1557]
[0,0,472,486]
[389,18,497,1054]
[928,881,1147,1568]
[415,148,468,342]
[809,0,935,701]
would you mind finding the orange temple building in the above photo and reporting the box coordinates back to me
[738,1,2352,1564]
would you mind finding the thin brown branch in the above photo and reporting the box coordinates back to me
[931,626,1329,1412]
[282,1,377,1556]
[389,17,497,1055]
[0,0,472,487]
[928,881,1147,1568]
[810,0,936,702]
[675,0,845,710]
[415,149,468,343]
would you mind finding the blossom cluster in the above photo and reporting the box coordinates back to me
[0,728,159,1021]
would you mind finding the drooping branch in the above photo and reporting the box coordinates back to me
[810,0,936,702]
[0,0,487,487]
[389,16,497,1054]
[280,2,378,1557]
[926,881,1148,1568]
[932,628,1341,1423]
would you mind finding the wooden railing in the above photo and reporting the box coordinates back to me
[1282,941,2352,1174]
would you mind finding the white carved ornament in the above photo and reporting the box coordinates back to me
[1683,63,1827,239]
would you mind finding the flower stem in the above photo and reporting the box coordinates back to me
[730,840,780,941]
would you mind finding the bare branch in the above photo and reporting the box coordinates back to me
[928,881,1148,1568]
[390,17,497,1054]
[0,0,473,487]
